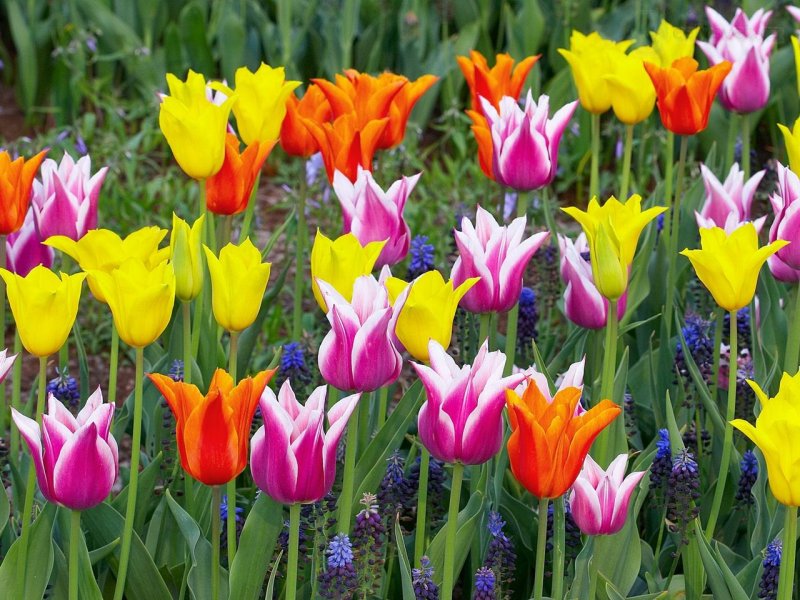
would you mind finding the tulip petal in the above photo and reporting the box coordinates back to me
[52,422,116,510]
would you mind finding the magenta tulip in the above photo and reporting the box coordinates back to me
[514,357,586,415]
[413,339,525,465]
[768,162,800,282]
[317,275,403,392]
[333,167,420,267]
[480,92,577,191]
[12,388,118,510]
[695,163,765,232]
[250,381,360,504]
[451,205,549,313]
[569,453,646,536]
[0,348,17,383]
[6,209,54,276]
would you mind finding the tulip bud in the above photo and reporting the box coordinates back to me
[593,225,628,301]
[170,213,205,302]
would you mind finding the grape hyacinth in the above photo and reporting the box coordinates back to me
[472,567,496,600]
[735,350,756,420]
[666,450,701,546]
[724,307,752,352]
[736,449,758,507]
[318,533,358,599]
[168,359,184,382]
[675,313,715,381]
[407,235,435,280]
[46,367,80,410]
[623,392,638,436]
[352,493,386,598]
[651,429,672,490]
[516,287,539,355]
[412,556,439,600]
[484,511,516,596]
[276,342,313,389]
[377,450,415,529]
[408,455,447,527]
[759,538,782,600]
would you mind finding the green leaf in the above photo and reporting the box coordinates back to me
[265,550,283,599]
[395,519,416,600]
[51,508,104,600]
[179,1,215,75]
[88,537,121,566]
[229,493,284,600]
[6,0,38,113]
[593,514,642,597]
[111,453,163,532]
[0,502,56,599]
[0,475,9,537]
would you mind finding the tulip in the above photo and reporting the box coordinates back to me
[643,57,731,135]
[414,339,525,465]
[230,63,300,146]
[250,381,360,504]
[310,230,384,312]
[562,195,666,300]
[696,163,766,233]
[478,93,578,190]
[451,205,549,313]
[697,7,774,114]
[31,153,107,241]
[316,275,402,392]
[159,70,236,179]
[466,109,495,180]
[205,133,272,216]
[0,266,85,357]
[380,72,438,149]
[456,50,540,113]
[0,149,47,235]
[794,36,800,99]
[569,453,646,536]
[6,209,54,276]
[779,118,800,176]
[90,259,176,348]
[0,349,16,383]
[514,357,586,412]
[603,47,658,125]
[790,5,800,29]
[649,20,699,66]
[12,388,117,510]
[558,32,633,114]
[558,233,627,329]
[386,270,478,363]
[170,213,205,302]
[280,84,333,157]
[680,224,788,312]
[768,162,800,282]
[313,70,405,129]
[203,238,271,333]
[505,384,620,498]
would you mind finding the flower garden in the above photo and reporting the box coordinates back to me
[1,1,800,599]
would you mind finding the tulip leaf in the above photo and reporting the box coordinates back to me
[229,492,284,600]
[693,520,748,600]
[178,2,214,77]
[264,550,283,599]
[88,537,121,565]
[0,477,9,537]
[592,515,642,597]
[395,519,416,600]
[51,508,104,600]
[111,452,163,532]
[0,502,55,599]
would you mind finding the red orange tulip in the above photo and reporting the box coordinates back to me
[457,50,540,113]
[206,133,273,216]
[0,150,47,235]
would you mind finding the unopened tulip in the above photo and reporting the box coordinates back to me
[170,213,205,302]
[230,63,300,145]
[696,163,766,232]
[603,47,658,125]
[251,381,360,504]
[649,20,699,66]
[451,205,549,313]
[206,133,272,216]
[12,388,117,510]
[333,167,419,267]
[0,149,47,235]
[280,84,333,157]
[569,453,646,535]
[779,118,800,176]
[768,162,800,282]
[456,50,540,112]
[6,210,54,276]
[0,266,85,357]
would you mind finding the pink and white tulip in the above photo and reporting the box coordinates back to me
[451,205,549,314]
[317,275,403,392]
[6,209,54,276]
[480,92,578,191]
[413,339,525,465]
[768,162,800,282]
[558,233,626,329]
[0,348,16,383]
[514,357,586,415]
[333,167,420,267]
[32,153,108,241]
[569,453,646,536]
[697,7,775,114]
[250,381,360,504]
[695,163,765,233]
[12,388,118,510]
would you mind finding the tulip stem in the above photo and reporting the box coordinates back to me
[590,113,600,199]
[778,505,797,600]
[785,288,800,375]
[664,134,687,340]
[286,503,301,600]
[479,313,491,350]
[239,172,260,243]
[10,331,21,461]
[339,396,359,534]
[742,113,750,179]
[376,386,389,430]
[292,180,307,341]
[663,131,674,249]
[620,124,634,200]
[226,331,239,565]
[442,462,464,600]
[533,497,549,600]
[109,324,119,405]
[414,447,430,566]
[0,235,5,437]
[704,309,737,540]
[69,509,81,600]
[710,307,725,405]
[113,346,144,600]
[552,496,566,600]
[725,114,737,172]
[596,299,619,464]
[211,486,221,600]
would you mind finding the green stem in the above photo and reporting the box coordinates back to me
[725,114,737,171]
[181,303,191,386]
[108,325,119,406]
[785,287,800,375]
[588,557,598,599]
[552,496,566,600]
[10,331,21,461]
[226,331,239,564]
[479,313,491,349]
[742,113,750,179]
[239,172,260,243]
[711,307,725,404]
[69,509,81,600]
[220,215,233,251]
[665,134,687,339]
[0,235,5,437]
[620,124,634,200]
[191,181,208,357]
[292,181,307,340]
[376,386,389,430]
[286,503,301,600]
[113,346,144,600]
[704,309,737,540]
[590,113,600,199]
[778,505,797,600]
[595,299,619,465]
[338,395,359,533]
[662,131,675,249]
[414,448,430,566]
[533,497,549,600]
[211,486,221,600]
[441,462,464,600]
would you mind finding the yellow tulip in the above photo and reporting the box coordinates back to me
[159,70,236,179]
[0,266,85,357]
[46,227,169,303]
[91,259,176,348]
[385,270,478,362]
[558,31,633,114]
[170,213,205,302]
[732,372,800,506]
[232,63,301,146]
[680,224,788,312]
[604,46,658,125]
[562,195,666,300]
[203,238,271,332]
[779,117,800,175]
[310,231,384,312]
[793,36,800,100]
[649,20,699,67]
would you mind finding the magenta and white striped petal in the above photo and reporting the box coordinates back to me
[51,422,116,510]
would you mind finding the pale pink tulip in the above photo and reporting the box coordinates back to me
[695,163,765,233]
[768,162,800,282]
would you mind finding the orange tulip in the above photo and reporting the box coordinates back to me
[206,133,273,216]
[643,57,731,135]
[466,109,494,180]
[313,71,406,129]
[457,50,540,113]
[0,150,47,235]
[506,385,620,499]
[377,72,438,149]
[280,84,333,157]
[149,368,274,486]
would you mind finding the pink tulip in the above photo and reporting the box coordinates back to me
[451,205,549,313]
[250,381,360,504]
[569,453,646,536]
[0,348,16,382]
[695,163,765,233]
[514,357,586,415]
[788,6,800,30]
[558,233,626,329]
[12,388,118,510]
[32,153,107,241]
[480,92,577,191]
[6,209,54,276]
[333,167,420,267]
[768,162,800,282]
[413,339,525,465]
[697,7,775,114]
[317,275,403,392]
